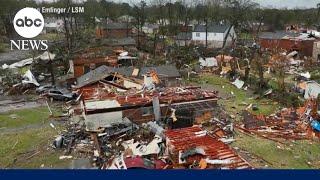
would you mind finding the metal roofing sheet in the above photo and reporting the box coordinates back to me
[165,126,251,169]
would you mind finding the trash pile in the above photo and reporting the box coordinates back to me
[52,98,249,170]
[0,51,61,95]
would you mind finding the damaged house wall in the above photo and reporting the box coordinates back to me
[83,98,218,131]
[259,31,317,57]
[81,87,218,131]
[96,22,133,39]
[74,65,182,90]
[313,41,320,61]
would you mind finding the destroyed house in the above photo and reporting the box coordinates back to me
[165,126,251,169]
[74,65,181,90]
[96,22,132,39]
[73,66,143,97]
[72,46,138,78]
[81,87,218,131]
[139,65,181,87]
[240,99,320,140]
[72,48,118,78]
[259,31,318,57]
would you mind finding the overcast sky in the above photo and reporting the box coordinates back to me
[253,0,318,9]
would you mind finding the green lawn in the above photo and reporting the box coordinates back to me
[0,126,70,168]
[0,106,71,168]
[196,75,280,120]
[0,106,63,129]
[35,33,63,41]
[188,74,320,169]
[233,131,320,169]
[0,43,9,53]
[0,107,50,129]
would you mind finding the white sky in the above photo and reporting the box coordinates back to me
[253,0,318,9]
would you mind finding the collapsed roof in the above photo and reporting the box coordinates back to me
[74,65,181,89]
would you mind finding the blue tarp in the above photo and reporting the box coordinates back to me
[311,120,320,132]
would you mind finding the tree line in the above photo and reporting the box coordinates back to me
[0,0,320,37]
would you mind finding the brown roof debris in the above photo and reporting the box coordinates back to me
[239,99,320,141]
[165,126,252,169]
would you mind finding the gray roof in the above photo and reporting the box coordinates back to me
[259,31,300,40]
[76,66,136,88]
[100,37,136,46]
[194,24,231,33]
[107,65,180,78]
[108,66,135,77]
[140,65,181,78]
[75,65,180,88]
[103,22,131,30]
[176,32,192,40]
[75,65,110,88]
[144,23,159,29]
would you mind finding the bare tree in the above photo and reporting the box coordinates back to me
[317,3,320,22]
[132,1,147,50]
[222,0,258,49]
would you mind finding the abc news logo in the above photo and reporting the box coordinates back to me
[15,16,42,28]
[11,7,48,51]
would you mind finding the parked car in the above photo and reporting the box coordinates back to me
[44,88,77,101]
[36,85,56,94]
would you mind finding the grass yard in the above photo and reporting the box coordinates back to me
[35,33,63,41]
[0,106,71,168]
[195,75,280,120]
[0,106,62,129]
[233,131,320,169]
[187,74,320,169]
[0,126,70,168]
[0,43,9,53]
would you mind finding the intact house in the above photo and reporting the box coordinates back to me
[117,15,135,23]
[99,37,137,50]
[42,17,64,33]
[142,24,159,35]
[259,31,320,59]
[175,32,192,47]
[42,17,85,34]
[96,22,132,39]
[192,23,236,48]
